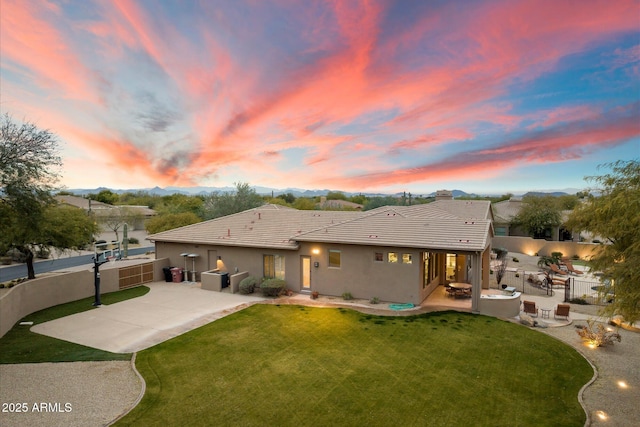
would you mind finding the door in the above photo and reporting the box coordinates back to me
[301,256,311,290]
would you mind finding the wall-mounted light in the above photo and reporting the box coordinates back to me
[312,248,320,255]
[218,256,222,260]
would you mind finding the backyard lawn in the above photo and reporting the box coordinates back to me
[0,285,149,364]
[118,305,592,427]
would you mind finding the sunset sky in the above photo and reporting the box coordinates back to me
[1,0,639,195]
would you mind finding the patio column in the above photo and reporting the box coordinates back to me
[471,251,482,314]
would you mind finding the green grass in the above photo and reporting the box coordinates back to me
[0,286,149,364]
[118,305,592,427]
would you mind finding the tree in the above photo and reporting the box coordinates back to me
[201,182,263,219]
[88,189,119,205]
[493,248,509,286]
[512,195,562,239]
[565,160,640,325]
[95,206,143,241]
[146,212,202,234]
[1,113,62,278]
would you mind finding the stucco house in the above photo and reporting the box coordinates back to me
[55,195,156,231]
[492,197,575,241]
[149,197,494,313]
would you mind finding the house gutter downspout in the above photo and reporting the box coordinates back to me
[471,251,482,314]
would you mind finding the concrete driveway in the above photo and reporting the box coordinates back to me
[31,282,265,353]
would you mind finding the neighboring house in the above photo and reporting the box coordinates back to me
[148,197,494,313]
[55,195,156,230]
[492,197,575,242]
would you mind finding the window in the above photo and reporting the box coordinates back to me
[374,252,384,262]
[402,253,412,264]
[328,250,341,268]
[388,252,398,263]
[495,226,507,236]
[263,254,285,279]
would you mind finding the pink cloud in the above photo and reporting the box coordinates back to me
[0,0,102,104]
[324,102,640,190]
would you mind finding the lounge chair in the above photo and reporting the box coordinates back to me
[544,273,569,288]
[523,300,539,317]
[562,258,584,275]
[549,264,568,276]
[554,304,570,320]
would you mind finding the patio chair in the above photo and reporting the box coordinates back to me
[523,300,539,317]
[549,264,568,276]
[554,304,570,320]
[562,258,584,275]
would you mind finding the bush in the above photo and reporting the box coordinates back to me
[36,247,50,259]
[239,276,258,294]
[127,237,139,244]
[369,297,380,304]
[6,248,26,263]
[342,292,353,300]
[512,257,519,263]
[260,278,286,297]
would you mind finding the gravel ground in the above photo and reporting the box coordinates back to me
[0,360,142,427]
[540,318,640,426]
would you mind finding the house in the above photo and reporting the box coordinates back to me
[55,195,156,230]
[492,197,575,241]
[149,196,494,313]
[149,201,494,309]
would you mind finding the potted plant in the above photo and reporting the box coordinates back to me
[311,291,319,299]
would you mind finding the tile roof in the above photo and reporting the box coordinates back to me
[149,201,492,252]
[296,207,491,252]
[148,204,360,250]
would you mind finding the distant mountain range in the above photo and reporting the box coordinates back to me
[62,186,583,198]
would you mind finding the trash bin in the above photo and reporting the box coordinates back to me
[163,267,174,283]
[220,272,229,288]
[170,267,183,283]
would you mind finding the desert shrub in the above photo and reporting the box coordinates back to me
[577,319,621,347]
[6,248,26,263]
[342,292,353,300]
[570,298,589,305]
[260,278,286,297]
[370,297,380,304]
[127,237,139,244]
[0,284,5,288]
[551,251,563,259]
[512,257,519,263]
[239,276,258,294]
[36,247,50,259]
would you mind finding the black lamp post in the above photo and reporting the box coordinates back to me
[92,255,108,306]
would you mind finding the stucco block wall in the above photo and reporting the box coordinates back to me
[0,259,169,338]
[492,236,599,259]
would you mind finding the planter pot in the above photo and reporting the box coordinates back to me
[311,291,319,299]
[501,284,507,289]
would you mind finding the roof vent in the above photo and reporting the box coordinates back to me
[368,235,378,238]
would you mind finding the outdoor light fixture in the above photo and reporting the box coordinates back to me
[218,256,222,260]
[596,411,607,420]
[618,380,628,389]
[312,248,320,255]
